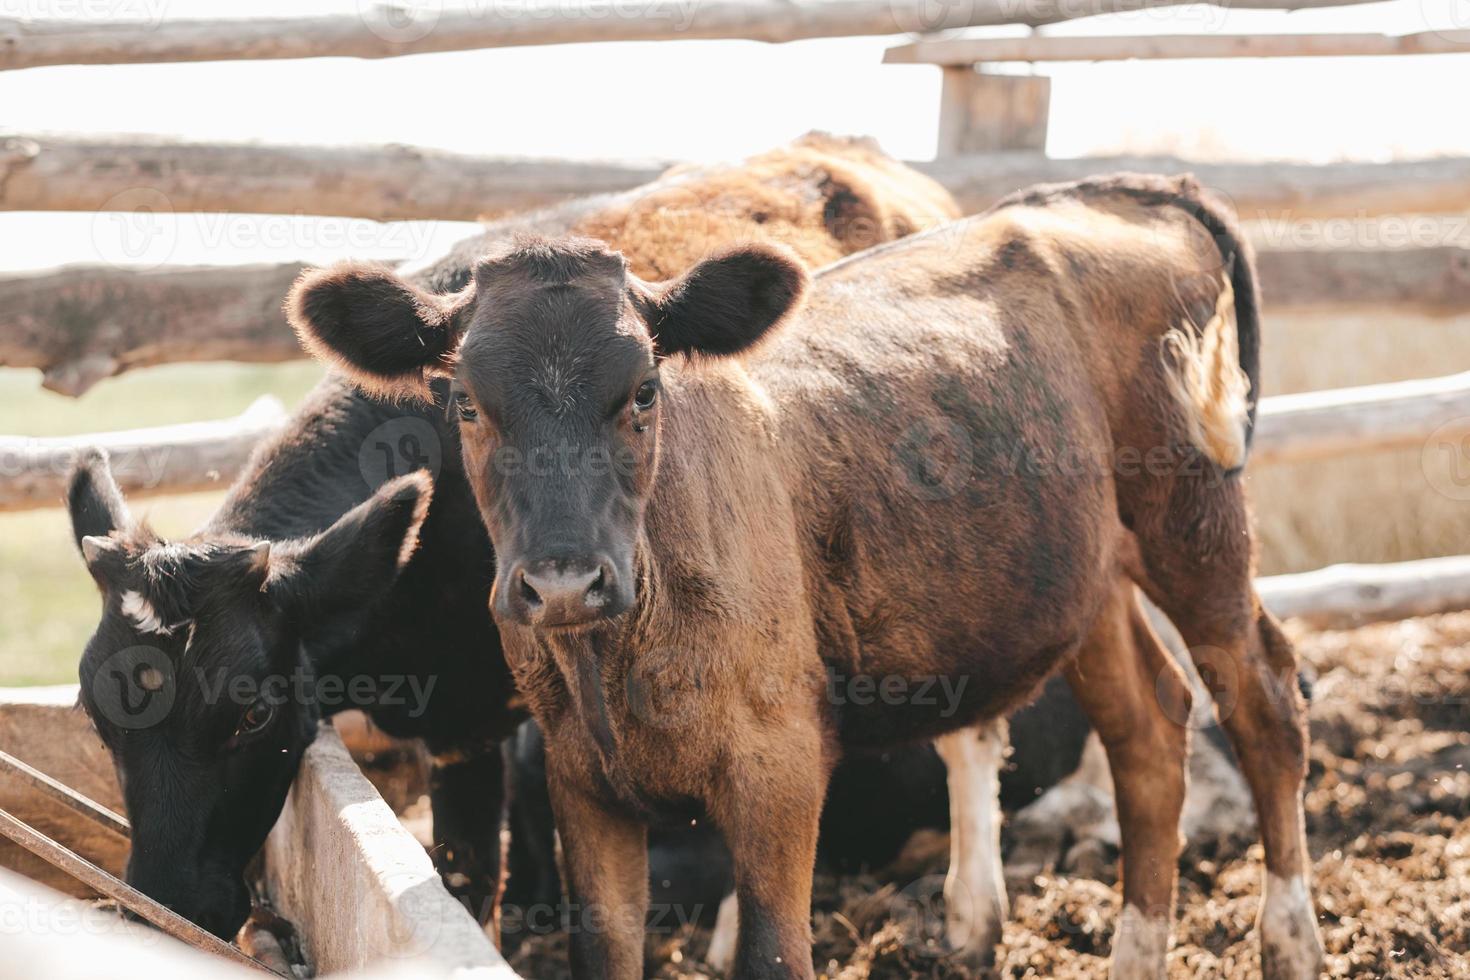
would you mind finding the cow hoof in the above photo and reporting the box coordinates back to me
[1260,875,1325,980]
[944,898,1003,970]
[1110,904,1169,980]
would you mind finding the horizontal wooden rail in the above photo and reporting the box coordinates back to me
[1252,371,1470,466]
[919,152,1470,221]
[0,395,287,510]
[0,0,1389,71]
[1259,244,1470,318]
[885,29,1470,65]
[0,263,310,395]
[5,242,1465,394]
[1258,554,1470,629]
[8,133,1470,222]
[0,134,667,224]
[3,373,1469,509]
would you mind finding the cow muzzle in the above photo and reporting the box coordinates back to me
[501,555,629,628]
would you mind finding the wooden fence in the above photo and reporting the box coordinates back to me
[3,1,1470,628]
[0,0,1388,70]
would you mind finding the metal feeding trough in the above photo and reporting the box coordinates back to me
[0,687,517,978]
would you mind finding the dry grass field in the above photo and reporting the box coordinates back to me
[1250,308,1470,575]
[0,362,322,685]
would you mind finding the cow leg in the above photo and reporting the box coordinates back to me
[1064,582,1191,980]
[426,741,509,935]
[932,720,1008,968]
[1166,599,1323,980]
[1130,473,1324,980]
[710,723,825,980]
[547,768,648,980]
[502,730,564,916]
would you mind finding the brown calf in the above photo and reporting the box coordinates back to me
[288,174,1322,980]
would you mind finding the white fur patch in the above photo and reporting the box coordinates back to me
[1161,273,1251,471]
[119,590,173,636]
[1261,873,1325,980]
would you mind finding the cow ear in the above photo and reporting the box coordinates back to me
[286,262,473,401]
[640,244,807,359]
[269,471,433,631]
[66,446,129,549]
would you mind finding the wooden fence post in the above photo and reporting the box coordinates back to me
[937,68,1051,157]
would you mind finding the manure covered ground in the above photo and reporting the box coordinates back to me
[507,612,1470,979]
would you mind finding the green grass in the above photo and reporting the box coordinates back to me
[0,362,324,687]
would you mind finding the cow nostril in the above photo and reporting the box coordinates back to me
[518,571,542,608]
[588,567,606,596]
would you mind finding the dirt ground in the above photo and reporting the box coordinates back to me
[505,612,1470,979]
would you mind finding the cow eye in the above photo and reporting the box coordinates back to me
[455,391,478,423]
[633,380,658,411]
[233,700,275,741]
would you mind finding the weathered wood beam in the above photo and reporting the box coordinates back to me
[2,242,1466,394]
[0,263,309,395]
[1260,244,1470,317]
[886,29,1470,65]
[937,69,1050,157]
[0,0,1392,71]
[1252,371,1470,466]
[918,152,1470,220]
[0,134,667,223]
[9,134,1469,222]
[1259,555,1470,629]
[3,368,1468,511]
[0,396,287,511]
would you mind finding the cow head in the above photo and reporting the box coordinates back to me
[288,238,806,631]
[66,450,430,938]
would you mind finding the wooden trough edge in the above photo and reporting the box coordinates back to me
[0,867,484,980]
[0,865,264,978]
[7,372,1470,510]
[262,724,515,978]
[0,687,517,979]
[6,132,1470,221]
